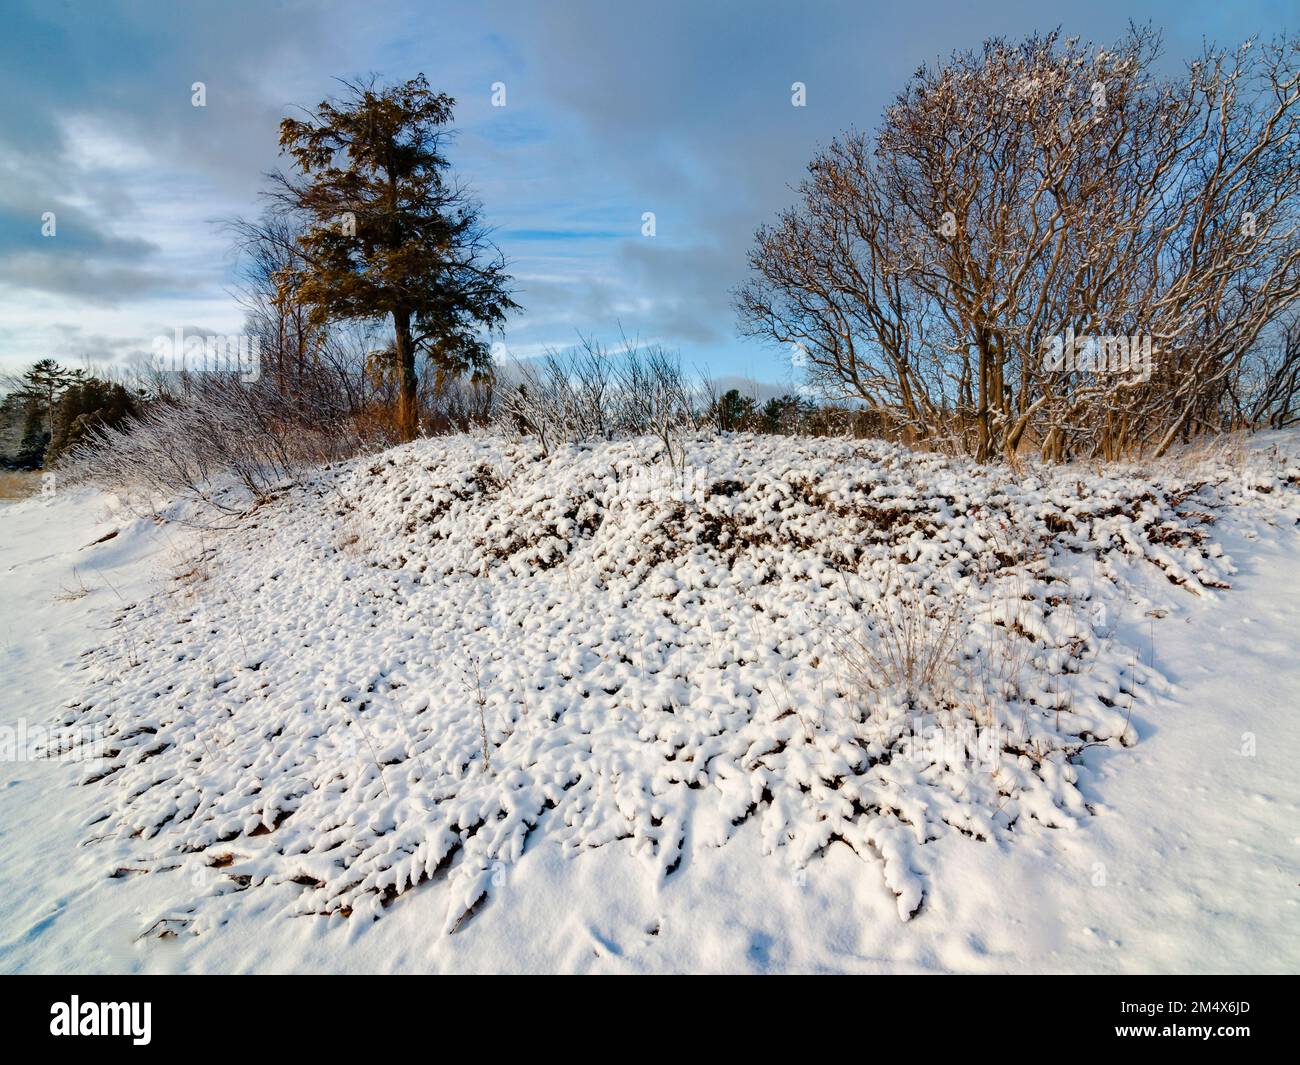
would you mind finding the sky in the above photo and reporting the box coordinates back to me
[1,0,1295,387]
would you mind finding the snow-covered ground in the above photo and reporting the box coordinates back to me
[1,433,1298,973]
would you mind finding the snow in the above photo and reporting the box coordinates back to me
[1,432,1298,972]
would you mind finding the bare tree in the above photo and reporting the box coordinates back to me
[1239,314,1300,428]
[739,28,1300,461]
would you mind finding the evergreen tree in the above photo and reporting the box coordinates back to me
[14,359,84,436]
[15,397,48,469]
[45,378,140,464]
[9,360,83,466]
[761,394,815,435]
[272,75,517,441]
[715,389,757,431]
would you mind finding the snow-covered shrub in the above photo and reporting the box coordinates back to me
[58,373,377,516]
[495,338,704,463]
[61,434,1300,934]
[831,567,968,704]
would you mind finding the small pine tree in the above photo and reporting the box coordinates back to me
[15,397,49,469]
[715,389,758,431]
[13,359,84,437]
[45,378,140,465]
[761,395,814,434]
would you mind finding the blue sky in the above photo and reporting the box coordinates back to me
[0,0,1294,386]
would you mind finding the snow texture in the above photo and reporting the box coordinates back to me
[53,434,1300,940]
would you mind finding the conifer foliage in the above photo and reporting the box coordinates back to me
[272,75,517,441]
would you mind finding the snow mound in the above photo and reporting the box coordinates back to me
[62,434,1300,934]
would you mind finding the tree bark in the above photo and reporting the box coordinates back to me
[393,307,418,441]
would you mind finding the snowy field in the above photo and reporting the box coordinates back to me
[2,432,1299,973]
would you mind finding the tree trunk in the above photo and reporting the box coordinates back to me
[393,307,418,441]
[975,340,992,461]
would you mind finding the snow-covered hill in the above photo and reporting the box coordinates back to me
[3,433,1299,972]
